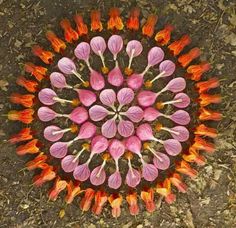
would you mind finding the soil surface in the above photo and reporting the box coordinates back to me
[0,0,236,227]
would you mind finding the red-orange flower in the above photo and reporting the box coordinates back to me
[186,62,211,81]
[46,31,66,53]
[10,93,35,108]
[198,93,221,107]
[92,190,108,215]
[48,177,67,201]
[176,160,198,178]
[32,45,54,64]
[192,136,215,153]
[178,47,201,68]
[33,166,56,187]
[90,10,103,32]
[65,181,82,204]
[8,109,34,124]
[80,188,95,212]
[107,8,124,31]
[169,173,187,193]
[140,188,156,212]
[16,139,39,156]
[108,193,122,218]
[183,147,206,166]
[199,107,222,121]
[26,153,48,170]
[24,62,47,81]
[194,124,218,138]
[9,128,33,144]
[156,179,176,204]
[126,7,140,31]
[60,18,79,43]
[168,34,191,56]
[155,24,174,45]
[196,77,219,94]
[142,14,158,37]
[16,76,38,93]
[74,14,88,36]
[126,192,139,216]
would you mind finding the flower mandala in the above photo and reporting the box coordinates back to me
[8,7,221,217]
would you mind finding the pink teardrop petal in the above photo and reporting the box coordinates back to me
[50,142,68,158]
[126,40,143,57]
[61,155,78,173]
[118,120,134,138]
[107,67,124,87]
[89,105,109,121]
[90,70,105,91]
[127,73,143,90]
[170,126,189,142]
[58,57,76,74]
[170,110,190,125]
[38,88,57,105]
[77,122,97,139]
[69,107,88,124]
[163,139,182,156]
[108,171,122,189]
[153,152,170,170]
[143,107,161,122]
[126,168,141,188]
[50,72,68,89]
[166,77,186,93]
[108,35,123,56]
[137,90,157,107]
[76,89,96,107]
[90,165,106,186]
[117,88,134,106]
[90,36,106,55]
[109,139,125,159]
[172,93,190,108]
[136,123,154,141]
[147,47,164,66]
[101,118,117,138]
[142,163,158,181]
[99,89,116,107]
[125,106,144,123]
[37,107,57,122]
[74,42,90,61]
[125,136,141,155]
[73,163,90,181]
[91,135,109,154]
[159,60,176,77]
[43,125,64,142]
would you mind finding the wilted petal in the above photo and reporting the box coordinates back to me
[159,60,176,77]
[108,35,123,57]
[73,163,90,181]
[90,165,106,186]
[117,88,134,106]
[108,171,122,189]
[90,36,106,55]
[90,70,105,91]
[44,125,63,142]
[127,73,143,90]
[76,89,96,107]
[126,168,141,188]
[50,72,68,88]
[170,110,190,125]
[147,47,164,66]
[89,105,109,121]
[126,40,143,57]
[77,122,97,139]
[137,90,157,107]
[38,88,57,105]
[50,142,68,158]
[58,57,76,74]
[153,152,170,170]
[107,67,124,87]
[109,139,125,159]
[125,136,141,155]
[142,163,158,181]
[99,89,116,107]
[101,118,117,138]
[172,93,190,108]
[125,106,143,122]
[69,107,88,124]
[165,77,186,93]
[170,126,189,142]
[37,107,57,122]
[143,107,161,122]
[118,120,134,138]
[91,135,109,154]
[163,139,182,156]
[136,123,154,141]
[61,155,78,173]
[74,42,90,61]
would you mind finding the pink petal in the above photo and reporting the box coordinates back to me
[147,47,164,66]
[108,171,122,189]
[165,77,186,93]
[61,155,78,173]
[137,90,157,107]
[77,122,97,139]
[170,126,189,142]
[108,35,123,57]
[50,142,68,158]
[117,88,134,106]
[127,73,143,90]
[107,66,124,87]
[143,107,161,122]
[126,40,143,57]
[43,125,64,142]
[91,135,109,154]
[159,60,176,77]
[170,110,190,125]
[125,136,141,155]
[74,42,90,61]
[126,168,141,188]
[136,123,154,141]
[69,107,88,124]
[172,93,190,108]
[118,120,134,138]
[90,36,106,55]
[58,57,76,74]
[50,72,68,89]
[153,152,170,170]
[90,70,105,91]
[101,118,117,138]
[99,89,116,107]
[76,89,96,107]
[125,106,144,123]
[109,139,125,159]
[38,88,57,105]
[37,107,57,122]
[73,163,90,181]
[90,165,106,186]
[163,139,182,156]
[89,105,108,121]
[142,163,158,181]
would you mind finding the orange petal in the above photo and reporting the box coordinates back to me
[9,128,33,144]
[74,14,88,36]
[176,160,198,178]
[178,47,201,68]
[10,93,35,108]
[80,188,95,212]
[195,77,219,94]
[16,76,38,92]
[155,24,174,45]
[140,188,156,213]
[92,190,108,215]
[168,34,191,56]
[24,62,47,81]
[8,109,34,124]
[60,19,79,43]
[32,45,54,64]
[182,147,206,166]
[107,8,124,31]
[108,193,122,218]
[169,173,187,193]
[90,10,103,32]
[48,177,67,201]
[198,93,221,107]
[142,14,158,37]
[126,7,140,31]
[46,31,66,53]
[156,179,176,204]
[186,62,211,81]
[26,153,48,170]
[192,136,215,153]
[126,192,139,216]
[194,124,218,138]
[16,139,39,156]
[199,107,222,121]
[65,181,81,204]
[33,166,56,187]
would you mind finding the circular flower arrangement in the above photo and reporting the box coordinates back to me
[8,8,221,217]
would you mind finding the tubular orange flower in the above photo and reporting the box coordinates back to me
[24,62,47,81]
[74,14,88,36]
[90,10,103,32]
[199,107,222,121]
[65,181,82,204]
[126,7,140,31]
[194,124,218,138]
[33,166,56,187]
[9,128,33,144]
[32,45,54,64]
[176,160,198,178]
[16,76,38,93]
[46,30,66,53]
[183,147,206,166]
[178,47,201,68]
[140,188,156,212]
[108,193,122,218]
[126,192,139,216]
[16,139,39,156]
[198,93,221,107]
[26,153,48,170]
[156,179,176,204]
[169,173,187,193]
[80,188,95,212]
[60,18,79,43]
[155,24,174,45]
[192,136,215,153]
[195,77,219,94]
[107,8,124,31]
[168,34,191,56]
[10,93,35,108]
[142,14,158,37]
[92,190,108,215]
[48,177,67,201]
[8,109,34,124]
[186,62,211,81]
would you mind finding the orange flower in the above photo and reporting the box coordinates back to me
[126,7,140,31]
[107,8,124,31]
[65,181,81,204]
[195,77,219,94]
[169,173,187,193]
[126,192,139,216]
[178,47,201,68]
[192,136,215,153]
[60,18,79,43]
[168,34,191,56]
[8,109,34,124]
[92,190,108,215]
[176,160,198,178]
[24,62,47,81]
[9,128,33,144]
[80,188,95,212]
[194,124,217,138]
[46,31,66,53]
[16,139,39,156]
[26,153,48,170]
[48,177,67,201]
[140,188,156,212]
[10,93,35,108]
[90,10,103,32]
[186,62,211,81]
[198,93,221,107]
[155,24,174,45]
[33,166,56,187]
[108,193,123,218]
[32,45,54,64]
[142,14,158,37]
[199,107,222,121]
[74,14,88,36]
[156,179,176,204]
[182,147,206,166]
[16,76,38,93]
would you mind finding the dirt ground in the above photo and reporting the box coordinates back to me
[0,0,236,227]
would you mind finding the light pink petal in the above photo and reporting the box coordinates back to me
[142,163,158,181]
[37,107,57,122]
[50,72,68,89]
[69,107,88,124]
[165,77,186,93]
[90,36,106,55]
[136,123,154,141]
[73,163,90,181]
[108,35,123,57]
[107,66,124,87]
[91,135,109,154]
[143,107,161,122]
[58,57,76,74]
[137,90,157,107]
[61,155,78,173]
[125,106,144,123]
[90,70,105,91]
[159,60,176,77]
[125,136,141,155]
[74,42,90,61]
[170,110,190,125]
[50,142,68,158]
[153,152,170,170]
[76,89,96,107]
[117,88,134,106]
[163,139,182,156]
[147,47,164,66]
[172,93,190,108]
[90,165,106,186]
[108,171,122,189]
[99,89,116,107]
[38,88,57,105]
[126,40,143,57]
[43,125,64,142]
[77,122,97,139]
[170,126,189,142]
[127,73,143,90]
[101,118,117,138]
[118,120,134,138]
[109,139,125,159]
[126,168,141,188]
[89,105,109,121]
